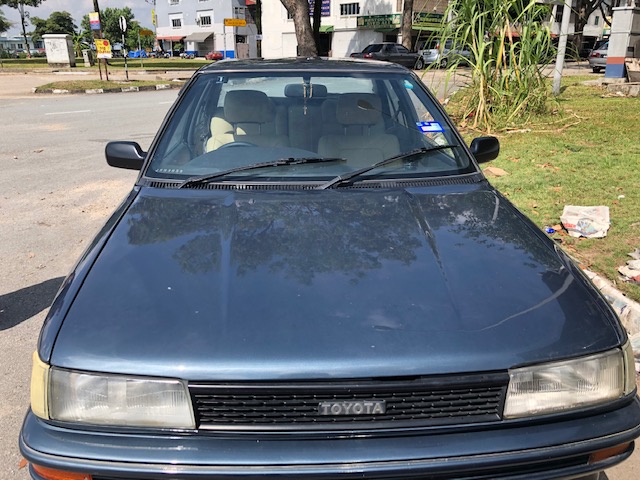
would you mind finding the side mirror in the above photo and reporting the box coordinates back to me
[469,136,500,164]
[105,141,146,170]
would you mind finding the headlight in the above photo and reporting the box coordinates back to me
[31,355,195,429]
[504,343,636,419]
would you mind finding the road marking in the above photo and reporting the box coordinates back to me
[45,110,91,116]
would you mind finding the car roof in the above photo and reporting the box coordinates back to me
[198,57,411,74]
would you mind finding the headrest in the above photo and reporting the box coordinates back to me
[284,83,328,98]
[224,90,274,124]
[335,93,382,126]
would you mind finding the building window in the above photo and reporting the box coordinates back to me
[169,0,181,6]
[197,12,212,26]
[170,14,183,28]
[594,16,600,26]
[555,7,562,23]
[340,3,360,16]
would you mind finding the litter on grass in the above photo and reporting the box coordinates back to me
[560,205,610,238]
[619,248,640,284]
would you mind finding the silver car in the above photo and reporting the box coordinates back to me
[416,39,471,69]
[588,40,608,73]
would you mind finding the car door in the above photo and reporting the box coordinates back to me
[395,45,416,67]
[378,44,394,62]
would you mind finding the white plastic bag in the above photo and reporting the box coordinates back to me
[560,205,610,238]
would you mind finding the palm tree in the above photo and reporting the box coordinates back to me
[72,30,90,58]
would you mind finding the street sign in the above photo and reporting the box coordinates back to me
[119,16,127,33]
[224,18,247,27]
[95,39,113,59]
[89,12,101,31]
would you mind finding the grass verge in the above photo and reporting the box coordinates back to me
[34,79,183,92]
[447,77,640,302]
[0,57,208,70]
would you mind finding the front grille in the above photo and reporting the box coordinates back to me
[190,375,507,431]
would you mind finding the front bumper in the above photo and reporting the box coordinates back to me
[21,396,640,479]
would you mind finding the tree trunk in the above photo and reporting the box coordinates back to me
[572,0,601,56]
[401,0,414,50]
[17,2,30,58]
[280,0,317,57]
[312,0,322,53]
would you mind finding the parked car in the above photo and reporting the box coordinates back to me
[589,39,609,73]
[20,58,640,480]
[206,50,224,61]
[416,39,472,69]
[350,42,420,68]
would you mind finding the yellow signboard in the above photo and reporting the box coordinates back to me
[140,28,155,37]
[95,39,112,59]
[224,18,247,27]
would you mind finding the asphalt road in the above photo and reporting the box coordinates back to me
[0,84,178,478]
[0,68,636,479]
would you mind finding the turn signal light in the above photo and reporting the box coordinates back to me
[588,442,632,464]
[31,464,92,480]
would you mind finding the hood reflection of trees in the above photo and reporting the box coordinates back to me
[126,192,423,284]
[126,188,556,284]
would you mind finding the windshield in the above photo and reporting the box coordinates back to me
[146,68,477,184]
[362,44,383,53]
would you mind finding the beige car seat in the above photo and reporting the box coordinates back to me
[317,93,400,167]
[206,90,289,151]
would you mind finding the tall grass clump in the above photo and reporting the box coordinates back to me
[432,0,555,132]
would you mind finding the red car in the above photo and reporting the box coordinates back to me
[206,51,224,61]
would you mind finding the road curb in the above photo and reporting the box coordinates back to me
[32,82,183,95]
[584,269,640,365]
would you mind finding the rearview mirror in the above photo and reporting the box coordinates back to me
[105,141,146,170]
[469,136,500,164]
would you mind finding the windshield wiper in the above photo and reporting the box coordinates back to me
[179,157,345,189]
[317,144,460,189]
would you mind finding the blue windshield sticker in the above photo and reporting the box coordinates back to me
[403,79,414,89]
[416,121,444,133]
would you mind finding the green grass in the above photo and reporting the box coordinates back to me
[0,57,207,70]
[448,78,640,302]
[34,79,183,92]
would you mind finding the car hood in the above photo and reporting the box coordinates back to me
[51,185,620,380]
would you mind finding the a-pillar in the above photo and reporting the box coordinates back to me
[605,4,640,79]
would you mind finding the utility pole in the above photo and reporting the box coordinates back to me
[552,0,572,96]
[92,0,109,81]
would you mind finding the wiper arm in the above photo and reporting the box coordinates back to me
[179,157,345,189]
[317,144,459,190]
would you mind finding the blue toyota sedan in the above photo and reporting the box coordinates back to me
[20,58,639,480]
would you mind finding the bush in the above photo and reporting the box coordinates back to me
[430,0,555,132]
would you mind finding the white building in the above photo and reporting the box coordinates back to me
[549,1,611,52]
[154,0,259,58]
[262,0,446,58]
[0,34,38,56]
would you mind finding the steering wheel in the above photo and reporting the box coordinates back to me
[218,141,257,149]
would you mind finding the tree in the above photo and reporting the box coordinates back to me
[81,7,141,49]
[311,0,321,52]
[401,0,414,50]
[280,0,316,56]
[0,1,46,58]
[0,9,12,33]
[30,11,75,41]
[571,0,610,54]
[72,29,90,57]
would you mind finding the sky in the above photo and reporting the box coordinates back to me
[1,0,155,37]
